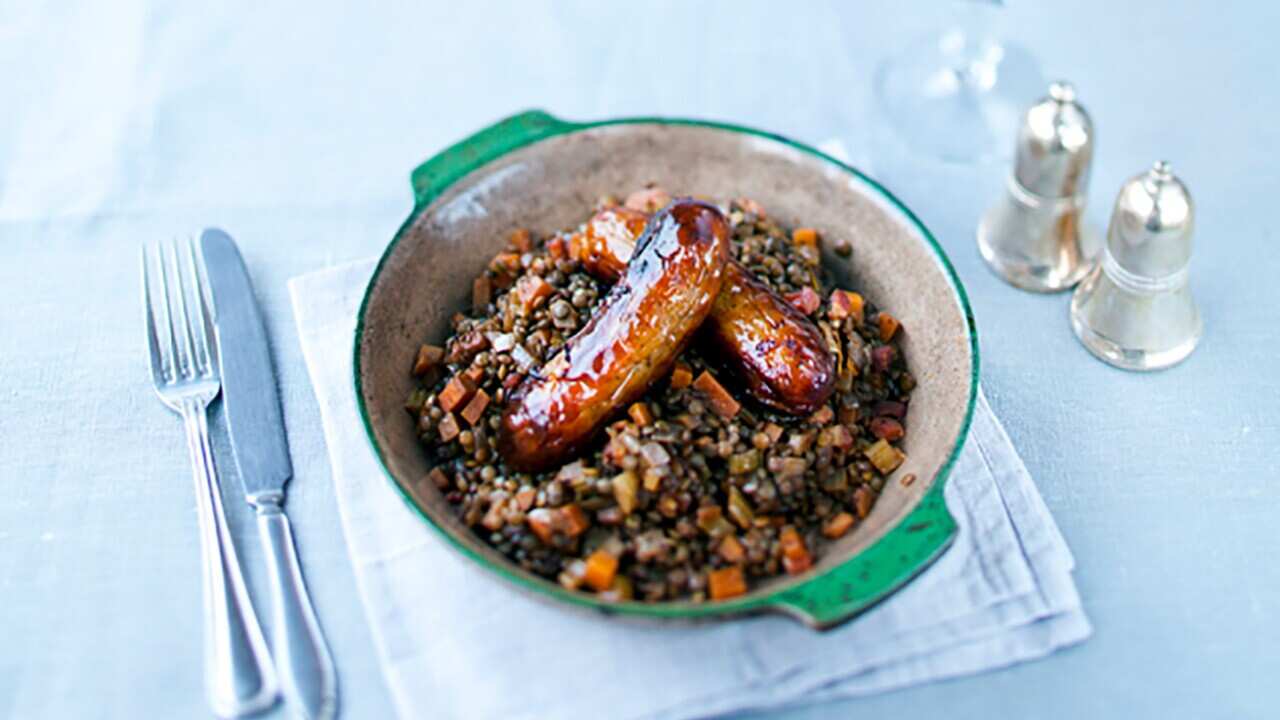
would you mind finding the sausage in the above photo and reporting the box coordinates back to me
[699,263,835,414]
[570,206,836,415]
[499,199,731,471]
[569,205,647,283]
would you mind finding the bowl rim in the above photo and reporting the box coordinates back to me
[353,110,980,628]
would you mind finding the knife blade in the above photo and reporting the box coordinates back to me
[200,228,337,720]
[200,228,293,501]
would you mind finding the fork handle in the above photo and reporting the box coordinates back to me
[182,402,279,718]
[254,497,338,720]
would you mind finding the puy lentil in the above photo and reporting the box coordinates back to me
[406,193,913,603]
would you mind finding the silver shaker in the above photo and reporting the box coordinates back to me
[1070,161,1201,370]
[977,82,1101,291]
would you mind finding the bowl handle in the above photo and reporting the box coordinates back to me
[768,480,958,629]
[409,110,578,208]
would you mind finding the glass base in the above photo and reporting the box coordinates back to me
[875,29,1044,165]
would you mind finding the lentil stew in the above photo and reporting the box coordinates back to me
[405,189,916,604]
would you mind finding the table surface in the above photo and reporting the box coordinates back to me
[3,2,1277,718]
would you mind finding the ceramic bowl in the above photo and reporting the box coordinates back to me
[355,111,978,628]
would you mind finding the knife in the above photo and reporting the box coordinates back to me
[201,228,338,720]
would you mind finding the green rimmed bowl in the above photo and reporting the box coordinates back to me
[355,111,978,629]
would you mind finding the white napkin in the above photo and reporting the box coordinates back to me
[289,258,1089,720]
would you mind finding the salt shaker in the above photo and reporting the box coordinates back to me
[1070,161,1201,370]
[977,82,1101,292]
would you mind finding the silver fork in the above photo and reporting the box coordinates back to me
[142,237,279,718]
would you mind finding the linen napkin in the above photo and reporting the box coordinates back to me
[288,257,1089,720]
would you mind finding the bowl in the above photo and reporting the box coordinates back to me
[354,111,978,628]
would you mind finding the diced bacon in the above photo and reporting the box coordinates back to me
[784,287,821,315]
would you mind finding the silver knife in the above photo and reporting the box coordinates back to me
[201,228,338,720]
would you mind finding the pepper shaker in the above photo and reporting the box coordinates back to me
[977,82,1101,292]
[1070,161,1201,370]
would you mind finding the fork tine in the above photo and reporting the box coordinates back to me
[147,242,183,381]
[165,239,197,379]
[191,235,221,370]
[179,236,213,376]
[154,241,185,381]
[142,245,173,383]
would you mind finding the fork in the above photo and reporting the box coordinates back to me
[142,237,279,718]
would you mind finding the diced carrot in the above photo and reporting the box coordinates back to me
[808,405,834,425]
[488,251,522,276]
[515,487,536,511]
[546,234,569,260]
[823,512,856,539]
[481,499,506,531]
[718,535,746,564]
[583,550,619,592]
[412,344,445,376]
[791,227,820,248]
[509,228,533,252]
[642,468,664,493]
[784,287,822,315]
[692,371,740,419]
[779,526,804,555]
[669,362,693,389]
[525,504,591,545]
[526,508,555,544]
[438,374,477,413]
[762,422,785,444]
[878,312,901,341]
[559,503,591,537]
[826,424,854,451]
[436,413,460,443]
[782,551,812,575]
[426,467,451,490]
[696,505,722,530]
[708,566,748,600]
[514,275,553,313]
[472,275,492,312]
[460,388,490,427]
[854,487,875,518]
[869,417,904,441]
[627,402,654,426]
[779,526,813,575]
[828,290,865,324]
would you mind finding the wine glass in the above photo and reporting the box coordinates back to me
[874,0,1043,165]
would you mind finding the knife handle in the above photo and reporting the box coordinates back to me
[183,403,279,718]
[254,497,338,720]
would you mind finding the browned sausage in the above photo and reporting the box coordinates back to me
[499,200,731,471]
[571,206,835,415]
[569,205,647,282]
